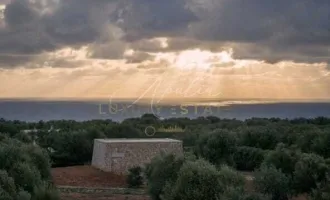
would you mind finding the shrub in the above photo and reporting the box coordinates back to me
[0,170,17,198]
[0,187,13,200]
[162,159,222,200]
[238,126,279,150]
[217,165,245,189]
[0,140,29,170]
[14,133,33,144]
[127,166,143,188]
[22,145,52,180]
[233,146,265,171]
[254,165,291,200]
[262,143,301,175]
[183,151,197,162]
[33,182,60,200]
[0,138,59,200]
[16,190,31,200]
[145,153,184,200]
[46,131,92,166]
[311,131,330,158]
[310,174,330,200]
[292,153,329,194]
[195,130,237,166]
[9,162,42,194]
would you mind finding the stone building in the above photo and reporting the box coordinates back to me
[91,138,183,174]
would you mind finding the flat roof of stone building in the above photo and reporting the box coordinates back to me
[95,138,182,143]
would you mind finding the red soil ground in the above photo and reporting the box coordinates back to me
[52,166,307,200]
[51,165,127,188]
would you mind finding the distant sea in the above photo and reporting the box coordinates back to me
[0,100,330,122]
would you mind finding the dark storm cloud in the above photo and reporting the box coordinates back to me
[0,0,56,56]
[118,0,330,63]
[4,0,38,28]
[0,26,55,55]
[113,0,197,41]
[123,0,330,63]
[187,0,287,42]
[0,0,120,67]
[1,0,330,67]
[0,0,196,67]
[186,0,330,63]
[0,55,33,68]
[42,0,115,46]
[187,0,330,42]
[230,42,330,64]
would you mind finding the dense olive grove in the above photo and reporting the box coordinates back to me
[1,115,330,199]
[144,153,270,200]
[0,137,59,200]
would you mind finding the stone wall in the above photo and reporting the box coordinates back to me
[91,140,107,171]
[92,140,183,174]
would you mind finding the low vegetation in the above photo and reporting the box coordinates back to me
[127,166,144,188]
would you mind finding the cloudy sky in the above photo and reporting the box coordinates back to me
[0,0,329,102]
